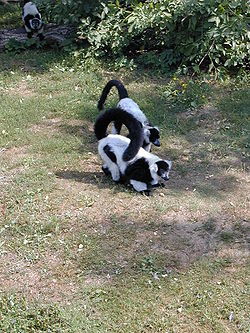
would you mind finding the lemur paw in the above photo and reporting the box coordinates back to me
[140,189,151,196]
[102,166,111,177]
[152,182,165,188]
[38,33,45,41]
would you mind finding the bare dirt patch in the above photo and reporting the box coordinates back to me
[29,117,62,136]
[29,118,95,143]
[98,216,247,277]
[0,146,29,186]
[7,80,35,98]
[0,251,79,303]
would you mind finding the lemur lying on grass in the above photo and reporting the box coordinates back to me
[22,1,44,40]
[98,80,160,152]
[94,108,171,195]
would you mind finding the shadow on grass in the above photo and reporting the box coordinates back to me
[74,211,249,276]
[167,152,241,199]
[0,49,68,73]
[57,121,242,199]
[55,170,102,184]
[55,169,134,194]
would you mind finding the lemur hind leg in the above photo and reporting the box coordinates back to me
[102,145,120,182]
[130,179,151,195]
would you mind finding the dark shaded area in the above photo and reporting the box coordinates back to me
[0,48,67,73]
[0,24,75,52]
[74,211,249,276]
[55,170,131,194]
[57,120,243,200]
[55,170,102,184]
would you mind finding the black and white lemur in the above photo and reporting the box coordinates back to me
[22,1,44,40]
[97,80,160,152]
[94,108,171,195]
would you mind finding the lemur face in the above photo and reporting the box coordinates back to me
[156,160,171,181]
[149,127,160,146]
[30,18,42,30]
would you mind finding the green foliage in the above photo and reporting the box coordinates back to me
[163,77,211,111]
[2,0,248,73]
[77,0,249,74]
[0,3,21,28]
[34,0,107,24]
[4,38,45,54]
[4,37,77,54]
[4,39,26,53]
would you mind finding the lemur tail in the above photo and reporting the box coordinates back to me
[97,80,128,111]
[94,108,143,161]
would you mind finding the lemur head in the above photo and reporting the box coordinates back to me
[144,126,160,146]
[149,126,160,146]
[155,160,171,181]
[30,18,42,30]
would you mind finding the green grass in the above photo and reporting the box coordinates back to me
[0,49,249,332]
[0,260,249,332]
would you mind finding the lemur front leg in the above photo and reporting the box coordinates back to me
[37,26,45,41]
[24,26,33,38]
[106,163,120,183]
[102,165,111,177]
[151,183,165,188]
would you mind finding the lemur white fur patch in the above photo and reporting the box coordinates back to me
[130,180,148,192]
[117,98,148,125]
[98,134,171,185]
[23,2,40,17]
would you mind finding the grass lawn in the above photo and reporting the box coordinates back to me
[0,50,249,332]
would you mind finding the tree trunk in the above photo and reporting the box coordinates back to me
[0,24,76,51]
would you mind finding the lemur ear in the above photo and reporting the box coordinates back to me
[166,160,172,170]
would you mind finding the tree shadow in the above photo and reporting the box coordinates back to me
[55,170,102,185]
[57,119,242,199]
[75,211,249,277]
[0,48,68,73]
[55,169,132,194]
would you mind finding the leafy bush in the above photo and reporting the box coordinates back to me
[163,77,211,111]
[34,0,107,24]
[4,0,248,74]
[0,3,21,28]
[77,0,249,74]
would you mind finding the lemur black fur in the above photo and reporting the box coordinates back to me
[97,79,160,152]
[94,108,171,195]
[22,1,44,40]
[95,107,144,162]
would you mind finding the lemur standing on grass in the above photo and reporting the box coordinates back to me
[94,108,171,195]
[22,1,44,40]
[97,80,160,152]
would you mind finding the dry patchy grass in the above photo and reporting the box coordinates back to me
[0,50,249,332]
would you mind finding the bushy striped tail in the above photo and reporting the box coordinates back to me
[94,108,143,161]
[97,80,128,111]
